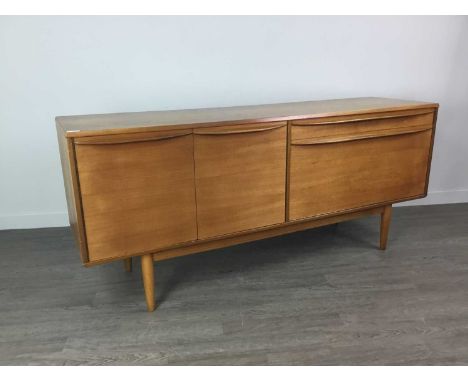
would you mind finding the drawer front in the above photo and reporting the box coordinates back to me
[194,122,287,239]
[289,127,433,221]
[74,130,197,262]
[291,109,435,142]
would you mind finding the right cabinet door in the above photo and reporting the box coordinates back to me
[288,109,435,221]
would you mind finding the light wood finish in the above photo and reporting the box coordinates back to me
[74,130,197,262]
[56,97,438,138]
[285,123,292,221]
[291,108,434,142]
[56,129,89,262]
[193,122,285,135]
[424,108,439,195]
[55,97,439,311]
[380,205,393,250]
[194,122,287,239]
[291,125,433,145]
[123,258,132,272]
[291,108,433,129]
[74,130,192,145]
[141,254,155,312]
[289,129,433,221]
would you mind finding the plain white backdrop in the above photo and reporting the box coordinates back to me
[1,16,467,229]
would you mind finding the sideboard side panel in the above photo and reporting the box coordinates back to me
[424,107,439,196]
[56,123,89,263]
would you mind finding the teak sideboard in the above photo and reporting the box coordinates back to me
[56,97,439,312]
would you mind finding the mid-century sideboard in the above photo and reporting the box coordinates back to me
[56,97,439,312]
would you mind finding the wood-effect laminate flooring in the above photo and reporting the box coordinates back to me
[1,204,467,365]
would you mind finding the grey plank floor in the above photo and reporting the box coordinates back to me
[0,203,467,365]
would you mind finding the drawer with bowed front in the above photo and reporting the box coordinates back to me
[288,111,435,221]
[290,108,435,144]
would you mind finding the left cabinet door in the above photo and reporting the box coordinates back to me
[74,130,197,262]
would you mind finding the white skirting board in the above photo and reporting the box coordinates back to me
[1,189,467,230]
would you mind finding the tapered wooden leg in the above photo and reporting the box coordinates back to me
[123,258,132,272]
[380,205,392,250]
[141,254,155,312]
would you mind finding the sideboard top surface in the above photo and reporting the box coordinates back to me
[56,97,439,137]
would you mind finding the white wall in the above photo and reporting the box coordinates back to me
[1,16,467,229]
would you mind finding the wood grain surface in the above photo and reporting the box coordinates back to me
[55,98,438,272]
[56,97,438,137]
[291,109,434,141]
[74,131,197,262]
[194,122,287,239]
[289,129,433,220]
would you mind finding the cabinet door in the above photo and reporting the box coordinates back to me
[74,130,197,262]
[289,111,435,221]
[194,122,287,239]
